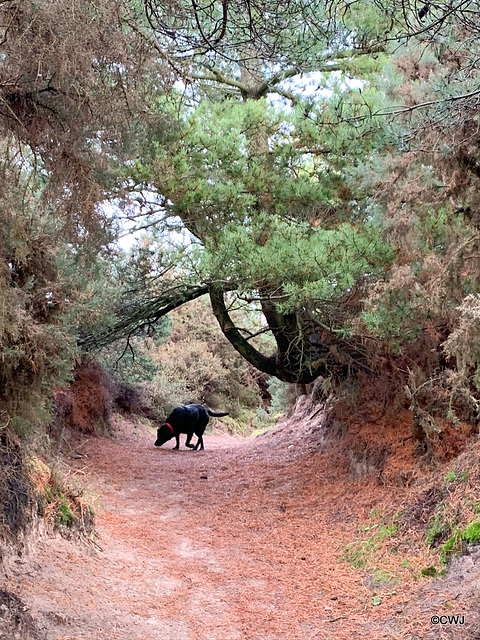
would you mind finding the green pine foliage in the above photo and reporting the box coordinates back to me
[128,89,396,344]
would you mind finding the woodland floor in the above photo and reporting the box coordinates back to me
[4,410,480,640]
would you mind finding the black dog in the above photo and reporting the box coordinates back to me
[154,404,229,450]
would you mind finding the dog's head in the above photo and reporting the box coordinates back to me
[154,423,174,447]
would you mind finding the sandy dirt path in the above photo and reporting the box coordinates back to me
[5,417,478,640]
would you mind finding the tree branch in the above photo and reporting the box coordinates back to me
[209,284,279,376]
[79,283,213,351]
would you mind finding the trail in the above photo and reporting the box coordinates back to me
[5,417,479,640]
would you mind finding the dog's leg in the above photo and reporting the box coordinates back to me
[185,433,195,448]
[173,434,180,449]
[193,416,207,450]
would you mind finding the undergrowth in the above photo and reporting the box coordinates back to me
[0,425,95,554]
[423,456,480,567]
[341,507,402,586]
[28,456,95,538]
[206,410,271,437]
[427,511,480,566]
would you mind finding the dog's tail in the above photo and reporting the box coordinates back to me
[207,410,229,417]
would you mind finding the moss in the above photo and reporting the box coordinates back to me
[57,495,76,527]
[435,517,480,564]
[439,532,462,564]
[462,518,480,544]
[369,568,400,587]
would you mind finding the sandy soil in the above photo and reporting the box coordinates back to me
[4,414,480,640]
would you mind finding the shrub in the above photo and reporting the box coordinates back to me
[52,361,114,438]
[148,298,264,417]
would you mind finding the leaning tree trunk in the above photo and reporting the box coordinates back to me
[205,56,329,383]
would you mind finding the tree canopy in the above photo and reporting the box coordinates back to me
[2,0,480,436]
[90,0,479,387]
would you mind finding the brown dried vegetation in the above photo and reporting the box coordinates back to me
[53,361,114,438]
[0,0,170,226]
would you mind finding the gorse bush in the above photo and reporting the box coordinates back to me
[0,157,75,433]
[0,0,173,437]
